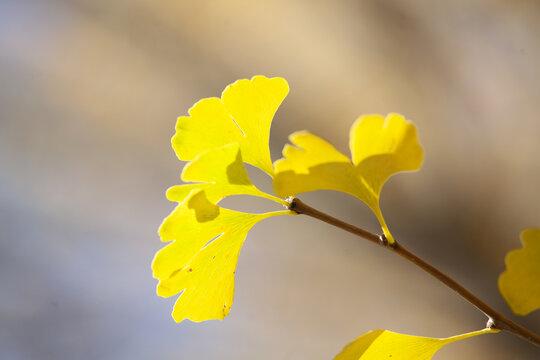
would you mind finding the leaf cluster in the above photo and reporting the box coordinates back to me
[153,76,540,359]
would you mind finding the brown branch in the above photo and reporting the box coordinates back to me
[287,197,540,347]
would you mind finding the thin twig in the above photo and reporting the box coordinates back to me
[287,197,540,347]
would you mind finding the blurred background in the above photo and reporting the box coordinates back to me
[1,0,539,359]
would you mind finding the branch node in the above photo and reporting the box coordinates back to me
[486,317,496,329]
[286,196,298,212]
[379,234,388,246]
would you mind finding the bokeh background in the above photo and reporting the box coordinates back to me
[1,0,539,359]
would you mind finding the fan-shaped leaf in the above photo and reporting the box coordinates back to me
[274,113,423,243]
[166,143,285,205]
[153,189,289,322]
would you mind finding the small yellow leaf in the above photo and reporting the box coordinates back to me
[498,228,540,316]
[166,143,285,205]
[153,189,288,322]
[172,75,289,176]
[334,328,497,360]
[274,113,423,243]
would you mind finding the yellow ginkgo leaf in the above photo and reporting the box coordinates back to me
[498,228,540,316]
[166,142,286,205]
[273,113,423,243]
[334,328,497,360]
[153,189,289,322]
[172,75,289,176]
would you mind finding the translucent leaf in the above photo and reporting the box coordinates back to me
[153,189,289,322]
[273,113,423,243]
[166,142,286,205]
[498,228,540,316]
[172,75,289,176]
[334,328,497,360]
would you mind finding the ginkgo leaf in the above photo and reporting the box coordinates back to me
[166,142,286,206]
[498,228,540,316]
[273,113,423,243]
[153,189,289,322]
[334,328,497,360]
[172,75,289,176]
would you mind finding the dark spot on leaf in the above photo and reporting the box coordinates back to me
[188,268,193,272]
[170,268,181,277]
[212,255,216,259]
